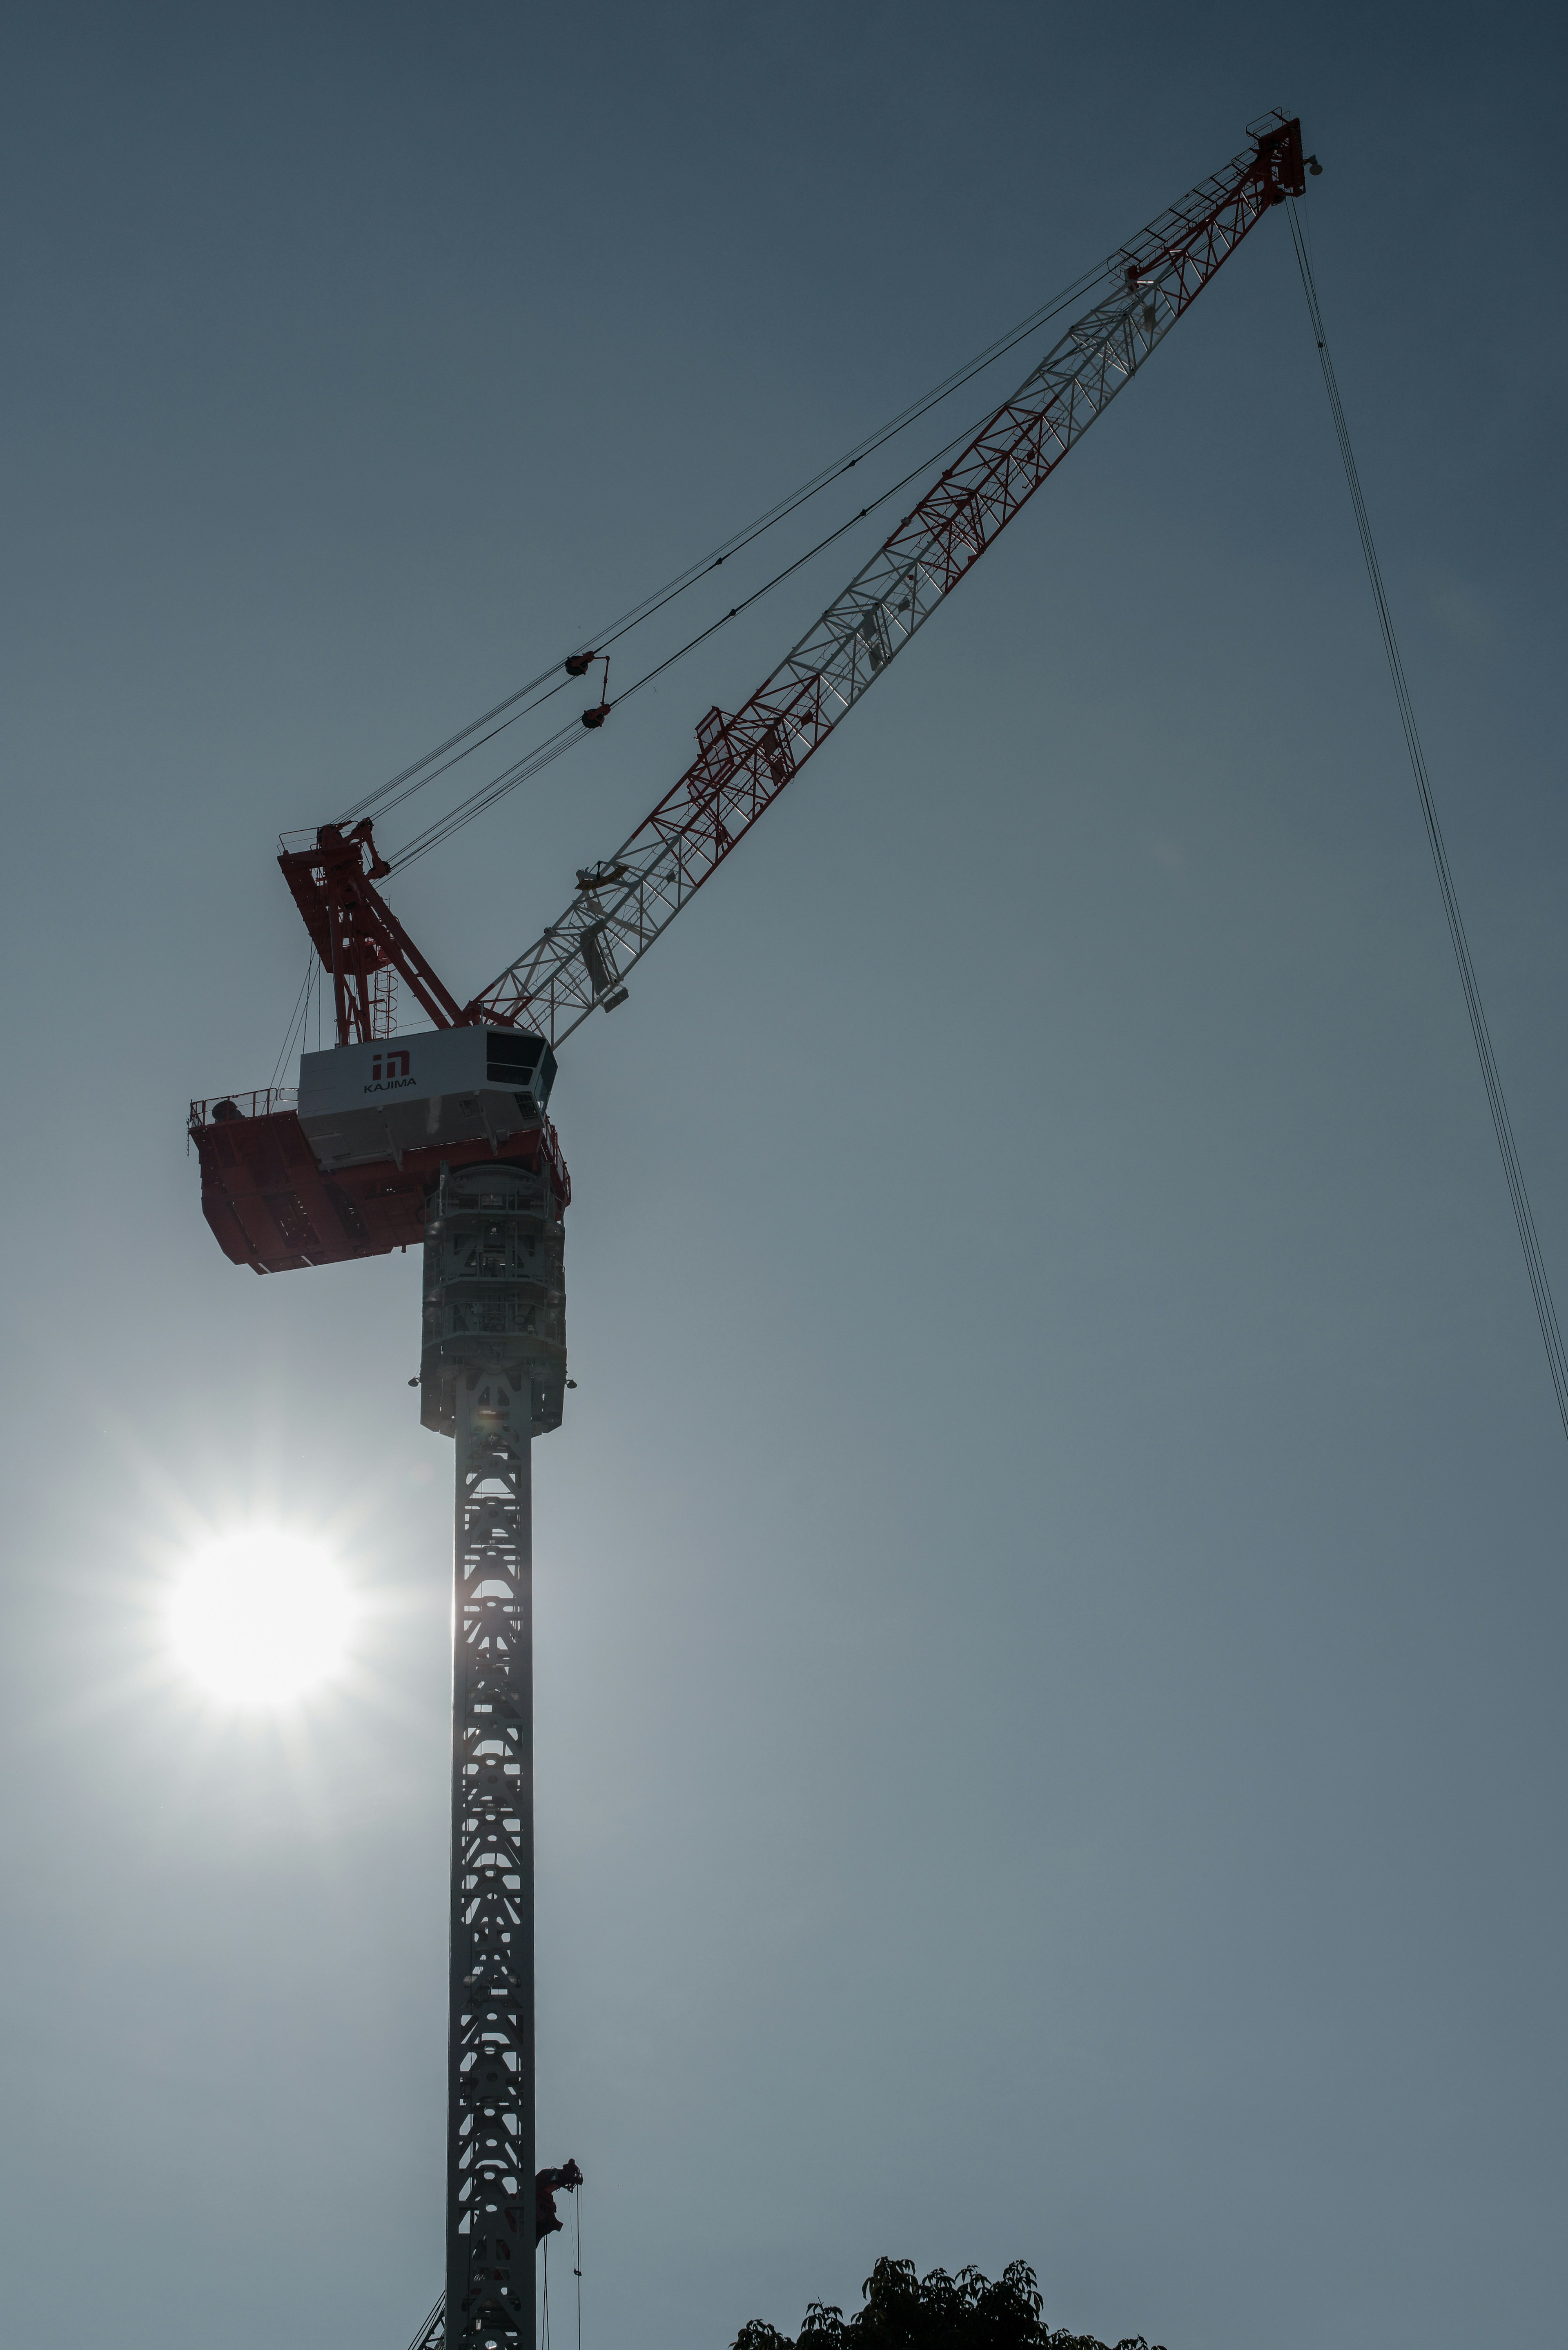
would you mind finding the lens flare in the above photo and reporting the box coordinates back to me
[169,1527,354,1706]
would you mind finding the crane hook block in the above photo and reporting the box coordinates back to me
[564,651,597,676]
[581,703,610,729]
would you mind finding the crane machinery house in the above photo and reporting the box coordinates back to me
[296,1028,557,1173]
[191,1022,565,1281]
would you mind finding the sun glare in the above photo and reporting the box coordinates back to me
[169,1527,355,1706]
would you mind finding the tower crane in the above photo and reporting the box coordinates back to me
[189,113,1311,2350]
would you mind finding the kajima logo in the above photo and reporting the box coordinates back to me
[365,1047,414,1094]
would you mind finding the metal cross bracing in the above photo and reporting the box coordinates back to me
[422,1155,567,2350]
[277,820,468,1046]
[472,116,1306,1047]
[447,1369,535,2350]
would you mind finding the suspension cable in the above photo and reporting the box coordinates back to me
[383,408,983,872]
[269,948,315,1088]
[335,256,1115,830]
[1286,199,1568,1446]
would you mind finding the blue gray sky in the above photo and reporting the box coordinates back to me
[3,6,1566,2348]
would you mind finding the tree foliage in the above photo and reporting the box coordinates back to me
[731,2257,1165,2350]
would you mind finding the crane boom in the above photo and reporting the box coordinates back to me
[475,114,1306,1045]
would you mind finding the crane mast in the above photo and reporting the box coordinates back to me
[187,112,1308,2350]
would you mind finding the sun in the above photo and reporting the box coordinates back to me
[168,1527,356,1706]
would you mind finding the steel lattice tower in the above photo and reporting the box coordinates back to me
[420,1156,568,2350]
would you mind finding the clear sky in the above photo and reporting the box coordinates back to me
[3,5,1566,2348]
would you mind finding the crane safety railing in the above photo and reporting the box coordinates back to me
[189,1087,299,1134]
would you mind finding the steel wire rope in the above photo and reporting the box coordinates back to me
[357,676,579,831]
[270,949,316,1088]
[382,714,589,868]
[401,2296,445,2350]
[383,718,591,870]
[335,257,1116,830]
[1286,198,1568,1445]
[382,410,986,873]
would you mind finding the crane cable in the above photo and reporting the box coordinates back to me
[1286,198,1568,1446]
[273,263,1085,1066]
[381,408,991,873]
[333,255,1117,833]
[574,2181,583,2350]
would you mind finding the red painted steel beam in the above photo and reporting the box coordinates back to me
[278,821,473,1045]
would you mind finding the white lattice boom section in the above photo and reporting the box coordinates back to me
[474,119,1305,1047]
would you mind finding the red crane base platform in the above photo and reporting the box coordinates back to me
[189,1092,569,1276]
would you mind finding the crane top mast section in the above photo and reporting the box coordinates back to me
[273,115,1303,1055]
[278,820,474,1042]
